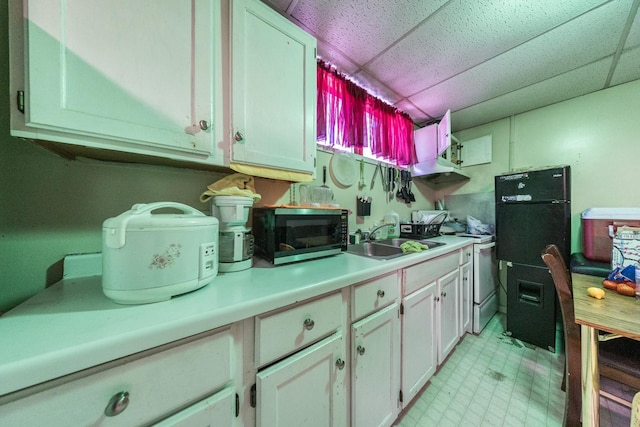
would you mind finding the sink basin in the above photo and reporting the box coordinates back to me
[346,238,446,260]
[346,242,405,260]
[373,238,446,249]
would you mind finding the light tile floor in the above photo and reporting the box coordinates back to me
[394,313,633,427]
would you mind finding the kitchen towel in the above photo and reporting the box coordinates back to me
[200,173,262,203]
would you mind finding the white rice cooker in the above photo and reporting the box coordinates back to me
[102,202,218,304]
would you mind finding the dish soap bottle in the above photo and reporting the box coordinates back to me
[384,210,400,238]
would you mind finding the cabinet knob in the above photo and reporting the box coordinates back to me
[377,290,385,298]
[199,120,210,131]
[234,131,244,142]
[441,291,447,298]
[357,345,366,356]
[335,359,345,370]
[303,318,315,330]
[104,391,130,417]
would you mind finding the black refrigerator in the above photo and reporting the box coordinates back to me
[495,166,571,352]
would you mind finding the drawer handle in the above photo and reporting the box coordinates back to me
[303,318,315,330]
[357,345,366,356]
[105,391,130,417]
[377,290,385,298]
[336,359,345,370]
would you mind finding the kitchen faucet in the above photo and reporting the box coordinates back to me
[366,223,391,241]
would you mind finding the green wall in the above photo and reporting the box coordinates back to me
[453,79,640,254]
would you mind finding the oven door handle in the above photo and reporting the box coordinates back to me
[475,241,496,252]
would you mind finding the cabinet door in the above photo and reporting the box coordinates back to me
[256,331,347,427]
[460,261,472,335]
[155,386,236,427]
[352,303,400,427]
[401,282,437,408]
[438,268,460,363]
[17,0,221,159]
[231,0,316,175]
[437,109,451,157]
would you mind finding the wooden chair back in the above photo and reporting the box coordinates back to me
[542,244,582,427]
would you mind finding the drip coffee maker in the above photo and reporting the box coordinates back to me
[211,196,254,272]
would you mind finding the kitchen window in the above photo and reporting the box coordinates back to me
[316,60,415,166]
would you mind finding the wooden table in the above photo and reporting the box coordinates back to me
[572,273,640,427]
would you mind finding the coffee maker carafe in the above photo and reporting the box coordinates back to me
[212,196,254,272]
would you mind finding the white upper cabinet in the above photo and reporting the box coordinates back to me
[9,0,226,165]
[230,0,317,176]
[437,109,451,157]
[414,109,451,162]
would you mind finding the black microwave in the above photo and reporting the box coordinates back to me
[252,207,348,265]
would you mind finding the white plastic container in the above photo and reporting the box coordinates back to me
[211,196,254,227]
[102,202,218,304]
[384,210,400,238]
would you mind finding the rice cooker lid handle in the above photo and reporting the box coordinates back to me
[105,202,205,249]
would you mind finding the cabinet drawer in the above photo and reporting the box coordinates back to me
[0,328,234,426]
[460,245,472,265]
[404,251,459,295]
[255,292,343,367]
[352,273,399,321]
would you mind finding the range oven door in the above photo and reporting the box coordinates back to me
[474,242,497,304]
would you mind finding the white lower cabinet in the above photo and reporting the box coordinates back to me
[351,274,401,427]
[437,269,460,363]
[255,331,347,427]
[352,303,401,427]
[400,281,437,408]
[0,325,241,426]
[156,386,236,427]
[400,250,463,409]
[252,291,348,426]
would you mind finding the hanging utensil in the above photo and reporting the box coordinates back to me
[407,171,416,202]
[388,167,394,201]
[359,159,366,190]
[396,169,404,200]
[370,162,380,189]
[315,165,333,205]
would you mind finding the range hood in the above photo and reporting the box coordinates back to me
[412,157,470,184]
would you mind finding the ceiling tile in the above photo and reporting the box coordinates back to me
[451,58,612,131]
[367,0,612,98]
[624,3,640,48]
[410,0,628,120]
[317,39,361,75]
[288,0,447,65]
[610,45,640,86]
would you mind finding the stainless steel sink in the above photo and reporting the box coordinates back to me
[346,242,406,260]
[373,238,446,249]
[346,239,446,260]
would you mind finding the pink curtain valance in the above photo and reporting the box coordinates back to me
[316,61,415,166]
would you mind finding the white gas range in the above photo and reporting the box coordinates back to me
[456,233,499,334]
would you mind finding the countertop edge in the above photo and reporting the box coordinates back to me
[0,236,473,397]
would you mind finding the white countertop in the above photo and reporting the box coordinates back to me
[0,235,472,397]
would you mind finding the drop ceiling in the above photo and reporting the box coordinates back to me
[262,0,640,132]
